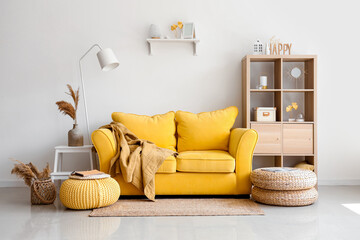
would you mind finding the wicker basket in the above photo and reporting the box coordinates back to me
[250,168,317,190]
[252,186,318,206]
[31,179,56,205]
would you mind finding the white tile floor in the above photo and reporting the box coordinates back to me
[1,186,360,240]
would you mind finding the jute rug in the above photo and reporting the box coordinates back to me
[90,199,264,217]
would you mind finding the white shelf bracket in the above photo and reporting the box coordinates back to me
[193,41,198,56]
[148,41,153,56]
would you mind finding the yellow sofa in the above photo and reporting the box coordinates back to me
[92,107,258,196]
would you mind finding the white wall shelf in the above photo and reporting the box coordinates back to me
[146,39,200,56]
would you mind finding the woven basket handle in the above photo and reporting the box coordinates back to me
[33,180,56,204]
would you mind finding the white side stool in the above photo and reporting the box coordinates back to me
[50,145,95,181]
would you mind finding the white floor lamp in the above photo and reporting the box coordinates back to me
[79,44,119,144]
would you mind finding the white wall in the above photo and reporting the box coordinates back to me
[1,0,359,186]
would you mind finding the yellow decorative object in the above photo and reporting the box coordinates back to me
[59,177,120,210]
[175,106,238,152]
[178,21,183,29]
[92,108,258,196]
[112,111,176,151]
[171,24,177,31]
[292,102,298,110]
[294,161,315,171]
[286,105,292,112]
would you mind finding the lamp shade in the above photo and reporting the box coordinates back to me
[96,48,119,71]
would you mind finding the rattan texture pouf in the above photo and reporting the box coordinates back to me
[250,168,318,206]
[60,176,120,210]
[252,186,318,207]
[250,168,317,190]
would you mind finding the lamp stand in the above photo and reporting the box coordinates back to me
[79,44,102,145]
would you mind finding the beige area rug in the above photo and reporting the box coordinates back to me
[90,199,264,217]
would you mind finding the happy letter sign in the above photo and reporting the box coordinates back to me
[269,36,292,55]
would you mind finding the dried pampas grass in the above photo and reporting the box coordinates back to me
[56,84,80,123]
[11,159,51,187]
[56,101,76,120]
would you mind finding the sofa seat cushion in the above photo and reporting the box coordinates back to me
[157,155,176,173]
[176,150,235,173]
[112,111,176,151]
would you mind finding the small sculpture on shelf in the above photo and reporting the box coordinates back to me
[259,76,268,89]
[149,24,161,39]
[296,113,305,122]
[286,102,298,122]
[253,39,263,55]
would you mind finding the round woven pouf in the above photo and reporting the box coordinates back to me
[250,168,317,190]
[252,186,318,207]
[60,176,120,210]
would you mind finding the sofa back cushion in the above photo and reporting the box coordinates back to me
[111,111,176,151]
[175,106,238,152]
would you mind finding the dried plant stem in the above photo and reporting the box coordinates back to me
[10,159,51,187]
[56,84,80,124]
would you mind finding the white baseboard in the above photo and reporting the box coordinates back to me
[0,179,26,187]
[1,179,360,187]
[318,180,360,186]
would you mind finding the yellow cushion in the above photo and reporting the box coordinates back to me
[112,111,176,151]
[294,161,315,171]
[175,106,238,152]
[176,150,235,173]
[157,155,176,173]
[59,177,120,210]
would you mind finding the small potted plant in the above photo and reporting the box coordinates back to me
[11,159,55,205]
[56,84,83,146]
[170,21,183,39]
[286,102,298,122]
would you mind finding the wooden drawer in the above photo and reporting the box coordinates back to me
[283,124,313,154]
[251,124,282,154]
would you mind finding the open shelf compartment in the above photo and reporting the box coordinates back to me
[250,91,281,122]
[283,58,315,90]
[283,92,314,122]
[283,156,315,171]
[253,156,282,169]
[250,59,282,90]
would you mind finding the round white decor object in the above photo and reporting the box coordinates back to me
[291,67,302,79]
[149,24,161,38]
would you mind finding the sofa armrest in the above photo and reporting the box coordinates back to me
[91,129,117,173]
[229,128,258,194]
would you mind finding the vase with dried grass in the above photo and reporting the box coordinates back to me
[56,84,83,146]
[11,159,56,205]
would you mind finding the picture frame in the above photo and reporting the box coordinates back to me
[182,22,195,39]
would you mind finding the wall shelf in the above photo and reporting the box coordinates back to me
[146,38,200,56]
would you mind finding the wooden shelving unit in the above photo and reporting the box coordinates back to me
[242,55,317,175]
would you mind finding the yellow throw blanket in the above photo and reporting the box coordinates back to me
[100,122,176,201]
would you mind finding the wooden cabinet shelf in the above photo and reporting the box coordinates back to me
[242,55,317,176]
[250,89,282,92]
[250,89,314,92]
[283,89,314,92]
[250,121,314,124]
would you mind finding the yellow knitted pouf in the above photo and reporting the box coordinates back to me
[60,177,120,210]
